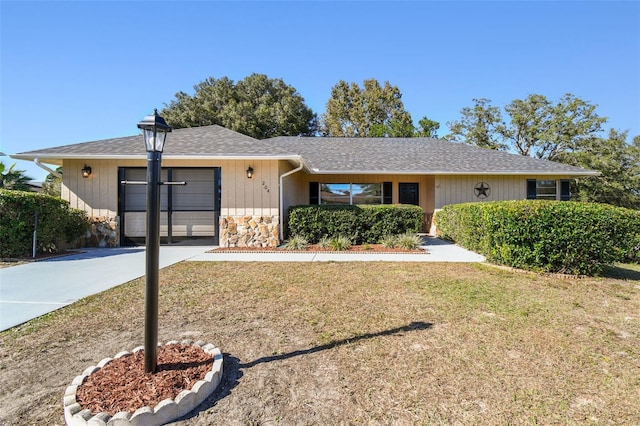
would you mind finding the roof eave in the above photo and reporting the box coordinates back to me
[11,153,301,162]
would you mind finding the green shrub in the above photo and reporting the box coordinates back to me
[436,200,640,275]
[358,205,423,243]
[0,189,90,258]
[288,204,423,244]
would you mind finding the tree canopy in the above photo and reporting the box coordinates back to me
[446,98,505,150]
[415,116,441,138]
[557,130,640,209]
[446,94,607,161]
[42,166,63,197]
[161,74,318,139]
[321,79,415,137]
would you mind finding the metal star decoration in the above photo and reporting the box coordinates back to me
[474,182,491,199]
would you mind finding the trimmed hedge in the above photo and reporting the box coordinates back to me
[0,189,90,258]
[288,204,424,244]
[436,200,640,276]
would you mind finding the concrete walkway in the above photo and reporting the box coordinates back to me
[0,238,484,331]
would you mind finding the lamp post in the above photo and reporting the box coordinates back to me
[137,109,172,373]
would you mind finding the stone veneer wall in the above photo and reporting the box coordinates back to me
[220,215,279,248]
[85,216,120,248]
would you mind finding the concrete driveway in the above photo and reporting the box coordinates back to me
[0,246,214,331]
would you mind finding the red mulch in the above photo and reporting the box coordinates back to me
[213,244,426,253]
[75,344,213,416]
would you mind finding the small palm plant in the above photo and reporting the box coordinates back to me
[318,236,331,249]
[284,235,308,250]
[328,235,352,251]
[380,233,423,250]
[396,232,424,250]
[380,234,399,248]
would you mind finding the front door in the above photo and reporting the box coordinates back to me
[398,182,419,205]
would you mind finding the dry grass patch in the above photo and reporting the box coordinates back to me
[1,262,639,425]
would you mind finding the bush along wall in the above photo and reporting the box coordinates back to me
[288,204,424,245]
[0,189,90,258]
[436,200,640,276]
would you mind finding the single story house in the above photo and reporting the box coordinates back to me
[12,124,598,247]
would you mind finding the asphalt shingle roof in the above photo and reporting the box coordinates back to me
[15,125,278,158]
[265,136,596,175]
[13,125,596,176]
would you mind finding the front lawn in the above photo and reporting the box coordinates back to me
[0,262,638,424]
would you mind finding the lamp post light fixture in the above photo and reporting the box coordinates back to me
[137,108,172,374]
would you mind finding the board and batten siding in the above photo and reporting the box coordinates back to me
[62,158,282,219]
[62,159,128,219]
[222,159,280,217]
[434,175,569,209]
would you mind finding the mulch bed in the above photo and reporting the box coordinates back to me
[75,344,213,416]
[212,244,427,253]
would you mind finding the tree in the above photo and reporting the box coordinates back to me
[321,79,414,137]
[161,74,318,139]
[42,167,63,197]
[415,116,440,138]
[0,161,33,191]
[446,98,506,150]
[504,93,607,161]
[558,130,640,209]
[447,94,607,160]
[501,94,553,157]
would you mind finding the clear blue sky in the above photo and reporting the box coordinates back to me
[2,1,639,181]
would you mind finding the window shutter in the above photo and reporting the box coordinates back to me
[383,182,393,204]
[309,182,319,205]
[560,180,571,201]
[526,179,537,200]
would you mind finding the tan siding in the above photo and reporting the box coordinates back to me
[220,159,280,217]
[63,159,140,218]
[63,158,281,220]
[434,175,568,209]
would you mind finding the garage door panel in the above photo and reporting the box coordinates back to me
[170,212,216,237]
[173,169,215,210]
[124,212,171,237]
